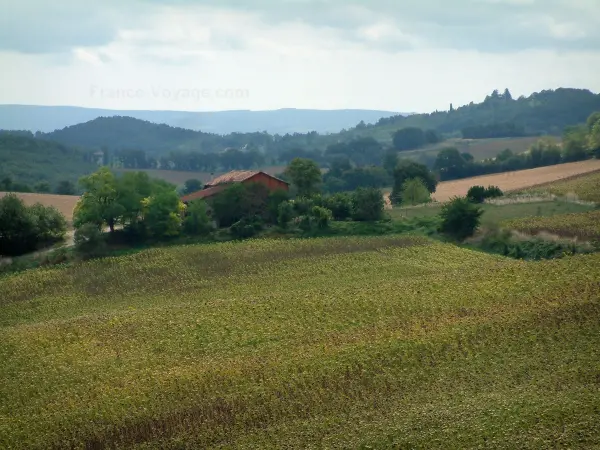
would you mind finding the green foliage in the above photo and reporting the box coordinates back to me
[323,165,391,193]
[323,192,352,220]
[210,183,272,228]
[400,178,431,206]
[183,179,203,195]
[285,158,322,197]
[466,185,487,203]
[0,194,67,256]
[230,216,263,239]
[55,180,77,195]
[277,201,296,229]
[74,167,125,232]
[562,126,589,162]
[351,187,385,222]
[439,197,483,241]
[74,223,107,259]
[309,206,332,229]
[33,181,51,193]
[266,189,290,224]
[391,160,437,205]
[183,200,212,236]
[0,134,96,189]
[484,185,504,199]
[143,191,184,239]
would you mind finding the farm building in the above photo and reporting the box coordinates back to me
[180,170,289,203]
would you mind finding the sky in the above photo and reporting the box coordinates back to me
[1,0,600,113]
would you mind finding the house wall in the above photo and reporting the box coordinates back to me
[243,173,289,192]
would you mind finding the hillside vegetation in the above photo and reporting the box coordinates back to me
[1,236,599,448]
[523,170,600,203]
[0,133,96,189]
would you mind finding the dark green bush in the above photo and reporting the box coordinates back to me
[323,193,352,220]
[466,185,487,203]
[439,197,483,241]
[484,185,504,199]
[351,187,385,222]
[230,216,263,239]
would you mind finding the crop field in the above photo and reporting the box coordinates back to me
[0,191,79,223]
[503,210,600,240]
[1,236,600,448]
[391,199,594,227]
[431,159,600,202]
[396,136,543,162]
[522,170,600,203]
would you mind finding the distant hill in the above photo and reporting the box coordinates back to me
[0,105,400,135]
[339,88,600,144]
[0,132,97,189]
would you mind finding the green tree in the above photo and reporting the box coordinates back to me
[34,181,51,193]
[392,127,426,151]
[183,199,212,236]
[324,192,352,220]
[142,191,184,239]
[74,167,125,232]
[277,201,295,229]
[400,178,431,206]
[391,160,437,205]
[382,149,399,174]
[285,158,322,197]
[29,203,67,242]
[55,180,77,195]
[562,126,588,162]
[351,187,384,221]
[183,179,203,195]
[439,197,483,241]
[434,148,468,179]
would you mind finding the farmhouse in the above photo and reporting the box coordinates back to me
[180,170,289,203]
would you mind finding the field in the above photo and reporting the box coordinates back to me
[114,166,288,186]
[1,236,600,448]
[0,191,79,223]
[391,199,595,227]
[397,136,543,162]
[522,170,600,203]
[431,159,600,202]
[503,210,600,240]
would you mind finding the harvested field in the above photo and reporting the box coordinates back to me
[0,192,79,223]
[431,160,600,202]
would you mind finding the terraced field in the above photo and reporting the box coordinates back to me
[1,236,599,448]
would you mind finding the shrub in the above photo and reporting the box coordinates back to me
[400,178,431,206]
[183,199,212,236]
[351,187,384,222]
[439,197,483,241]
[277,201,296,229]
[323,193,352,220]
[484,185,504,199]
[0,194,67,256]
[230,216,263,239]
[466,185,487,203]
[74,223,107,259]
[310,206,332,230]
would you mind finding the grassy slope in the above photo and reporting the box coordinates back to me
[1,236,599,449]
[502,210,600,240]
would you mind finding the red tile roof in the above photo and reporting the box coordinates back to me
[180,185,225,203]
[205,170,259,186]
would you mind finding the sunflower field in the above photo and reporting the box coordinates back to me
[1,236,599,449]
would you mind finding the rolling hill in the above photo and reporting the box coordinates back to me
[0,105,400,135]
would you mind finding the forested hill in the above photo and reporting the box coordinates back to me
[345,88,600,142]
[39,88,600,157]
[0,133,97,189]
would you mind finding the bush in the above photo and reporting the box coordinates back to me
[351,187,385,222]
[0,194,67,256]
[484,185,504,199]
[230,216,263,239]
[183,199,212,236]
[400,178,431,206]
[277,201,295,229]
[323,193,352,220]
[467,185,504,203]
[74,223,107,259]
[439,197,483,241]
[310,206,332,230]
[466,185,487,203]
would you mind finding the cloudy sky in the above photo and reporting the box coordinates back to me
[1,0,599,113]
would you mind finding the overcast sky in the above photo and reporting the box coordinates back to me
[1,0,599,113]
